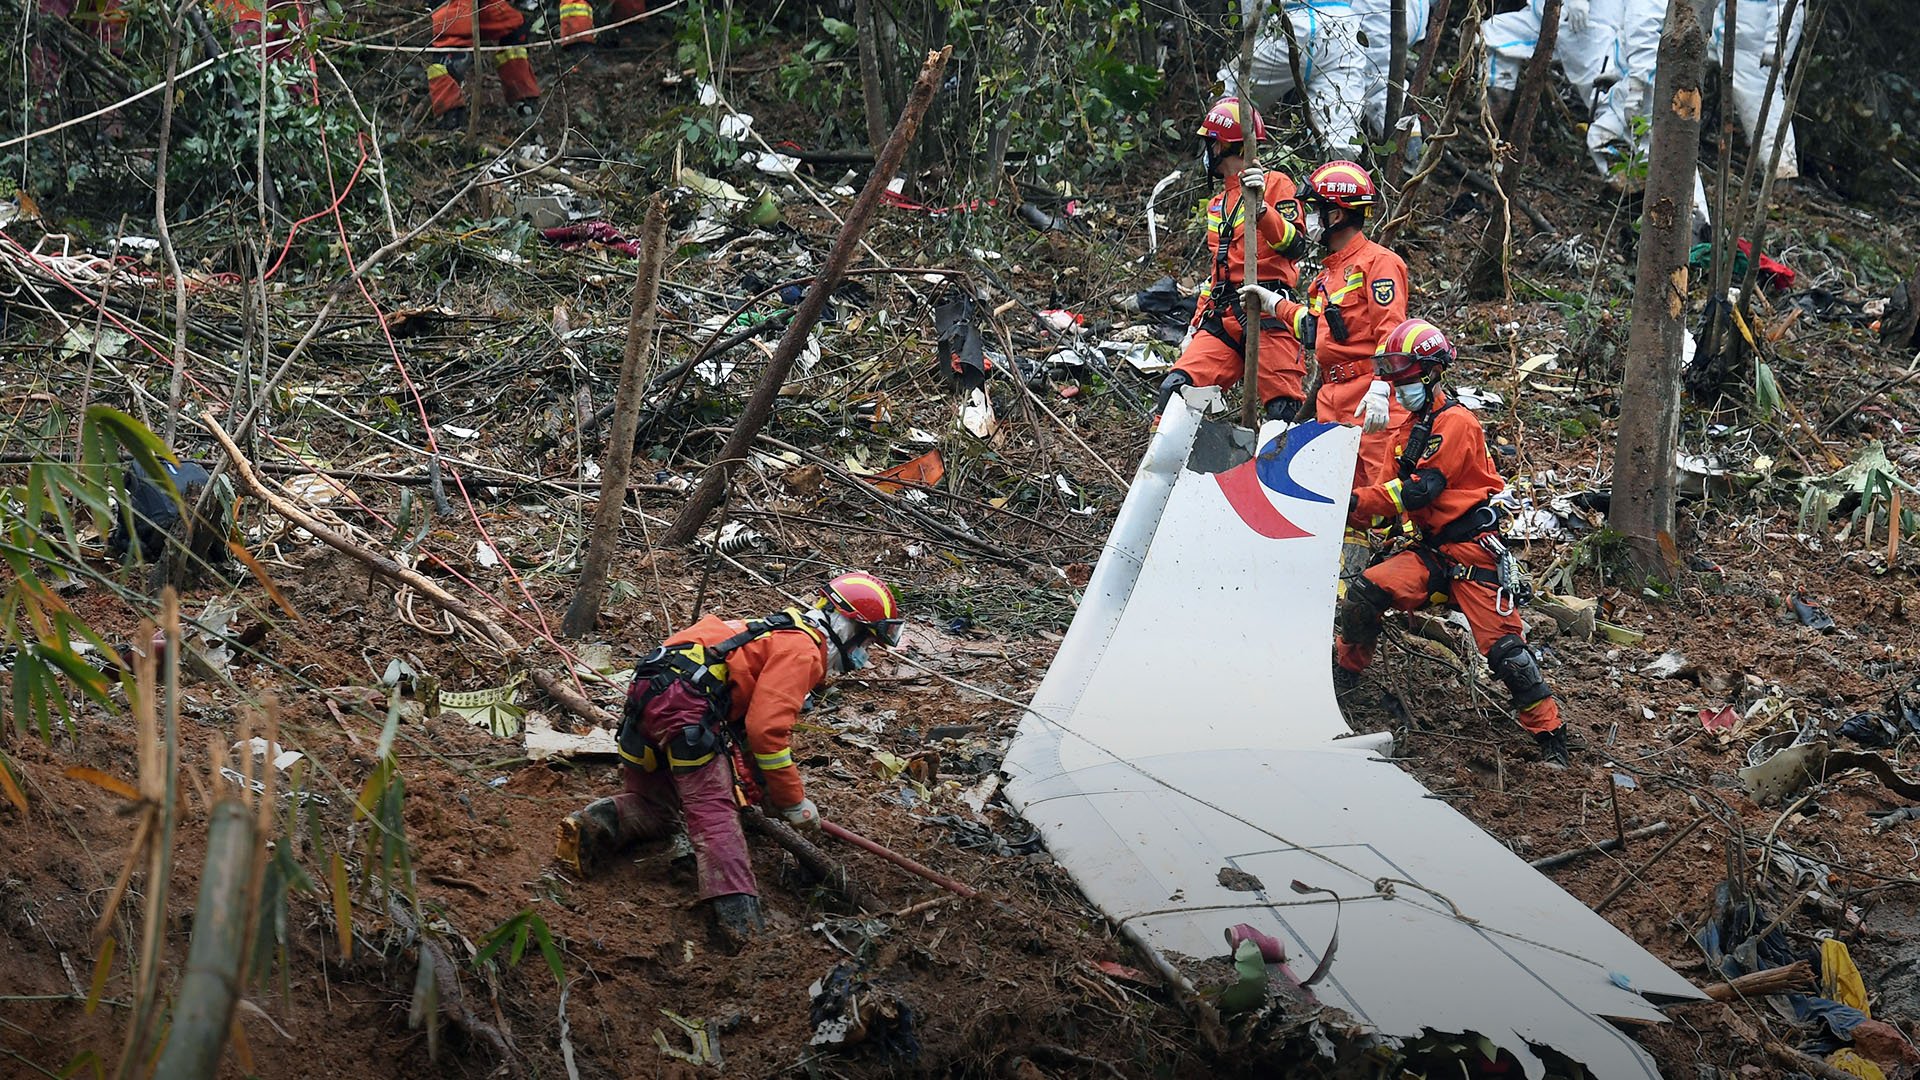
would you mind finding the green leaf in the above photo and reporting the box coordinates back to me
[1754,360,1782,422]
[529,914,565,985]
[438,677,526,738]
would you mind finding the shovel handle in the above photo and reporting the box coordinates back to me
[820,820,978,898]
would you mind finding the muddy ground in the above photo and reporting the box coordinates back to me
[8,9,1920,1079]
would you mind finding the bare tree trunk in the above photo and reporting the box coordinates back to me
[1734,0,1825,316]
[1383,0,1409,161]
[1501,0,1562,171]
[665,48,953,547]
[152,800,258,1079]
[1609,0,1705,583]
[561,195,669,638]
[854,0,889,155]
[155,11,188,448]
[1407,0,1454,102]
[1236,0,1264,429]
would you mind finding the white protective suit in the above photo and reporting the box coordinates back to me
[1710,0,1803,178]
[1588,0,1711,237]
[1220,0,1401,157]
[1356,0,1434,142]
[1483,0,1628,108]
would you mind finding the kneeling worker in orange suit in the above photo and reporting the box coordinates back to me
[1331,319,1570,768]
[555,573,906,946]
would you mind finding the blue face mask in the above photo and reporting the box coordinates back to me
[845,646,871,672]
[1395,381,1429,411]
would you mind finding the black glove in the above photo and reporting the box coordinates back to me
[1323,305,1350,344]
[1399,467,1448,510]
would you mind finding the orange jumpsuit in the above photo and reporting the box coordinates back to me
[1174,169,1308,408]
[426,0,539,117]
[613,614,825,900]
[1335,392,1562,735]
[1276,232,1410,487]
[558,0,648,45]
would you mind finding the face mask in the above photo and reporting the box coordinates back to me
[1396,381,1429,411]
[1202,140,1223,178]
[1302,209,1326,243]
[845,646,871,673]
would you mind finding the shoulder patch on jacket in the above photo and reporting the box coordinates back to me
[1371,277,1397,305]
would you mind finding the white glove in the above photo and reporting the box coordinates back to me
[1239,167,1265,200]
[1563,0,1589,34]
[1239,283,1285,316]
[779,798,821,831]
[1355,379,1392,433]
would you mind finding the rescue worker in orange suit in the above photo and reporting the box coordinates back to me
[1242,160,1409,481]
[555,573,906,944]
[1331,320,1570,768]
[425,0,647,129]
[1153,97,1309,425]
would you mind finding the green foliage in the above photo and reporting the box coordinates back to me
[171,54,371,217]
[1,406,178,748]
[475,908,566,986]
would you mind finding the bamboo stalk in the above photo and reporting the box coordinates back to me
[1235,1,1264,430]
[153,801,258,1079]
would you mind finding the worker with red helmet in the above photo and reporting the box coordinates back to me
[1241,160,1410,476]
[556,572,906,945]
[1332,320,1568,767]
[1155,97,1310,425]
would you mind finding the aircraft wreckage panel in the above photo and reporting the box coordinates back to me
[1003,390,1703,1080]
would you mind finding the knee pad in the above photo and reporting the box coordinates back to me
[665,723,723,773]
[1154,369,1195,415]
[435,50,472,80]
[1487,634,1551,709]
[1263,396,1303,422]
[500,23,530,45]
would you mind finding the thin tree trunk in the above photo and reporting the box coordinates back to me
[1407,0,1454,102]
[1269,2,1325,148]
[1734,0,1824,316]
[155,12,188,448]
[1236,0,1264,429]
[1695,0,1740,374]
[665,48,953,547]
[854,0,889,155]
[562,196,669,638]
[1609,0,1705,583]
[1383,0,1409,160]
[1501,0,1562,172]
[152,800,258,1079]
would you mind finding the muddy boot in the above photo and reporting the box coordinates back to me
[1332,663,1361,698]
[1535,727,1570,769]
[433,105,468,132]
[709,894,765,953]
[555,797,625,876]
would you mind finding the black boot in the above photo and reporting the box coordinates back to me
[1332,663,1361,697]
[433,105,468,132]
[1535,727,1570,769]
[710,894,765,952]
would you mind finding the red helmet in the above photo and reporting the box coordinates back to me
[1304,160,1378,211]
[1374,319,1455,383]
[822,572,904,646]
[1197,97,1267,144]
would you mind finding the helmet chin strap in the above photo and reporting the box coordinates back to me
[809,608,862,674]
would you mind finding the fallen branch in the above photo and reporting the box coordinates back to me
[202,416,614,728]
[742,808,884,914]
[1528,822,1670,870]
[1595,814,1708,911]
[1702,960,1812,1001]
[1767,1041,1865,1080]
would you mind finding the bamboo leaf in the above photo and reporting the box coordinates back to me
[85,936,115,1015]
[227,539,302,621]
[529,914,565,986]
[330,853,353,962]
[63,766,140,802]
[0,751,28,814]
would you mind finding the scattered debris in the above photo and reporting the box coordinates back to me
[807,964,919,1059]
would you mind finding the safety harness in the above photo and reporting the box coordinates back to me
[1396,400,1533,613]
[1198,192,1294,354]
[617,607,823,779]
